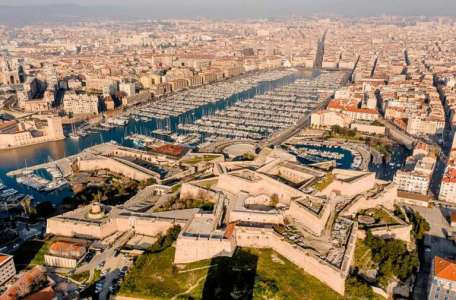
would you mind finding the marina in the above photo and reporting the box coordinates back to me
[0,69,305,204]
[0,67,408,208]
[0,179,34,211]
[178,72,347,140]
[15,165,68,193]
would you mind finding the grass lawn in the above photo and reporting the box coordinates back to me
[197,179,218,189]
[70,269,101,284]
[353,240,376,272]
[71,271,90,283]
[119,246,211,299]
[312,174,335,191]
[359,208,399,227]
[250,248,343,300]
[12,239,51,271]
[119,247,347,300]
[181,155,220,165]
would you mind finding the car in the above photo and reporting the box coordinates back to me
[109,284,120,293]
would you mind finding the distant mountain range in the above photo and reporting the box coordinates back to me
[0,4,130,25]
[0,1,455,26]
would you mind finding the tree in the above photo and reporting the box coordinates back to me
[270,194,279,207]
[346,276,375,299]
[92,191,103,203]
[20,196,36,218]
[242,152,255,161]
[363,231,419,284]
[408,211,430,240]
[254,276,279,299]
[149,225,182,253]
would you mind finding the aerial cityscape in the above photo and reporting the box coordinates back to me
[1,1,456,300]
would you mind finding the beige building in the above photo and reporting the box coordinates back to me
[350,121,385,135]
[439,166,456,203]
[63,92,99,115]
[44,240,87,269]
[46,147,405,296]
[0,116,64,150]
[311,110,352,128]
[394,143,436,196]
[119,82,136,97]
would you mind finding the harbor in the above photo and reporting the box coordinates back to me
[0,69,307,204]
[0,68,409,208]
[286,142,359,170]
[178,72,347,140]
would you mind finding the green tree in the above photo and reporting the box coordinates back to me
[20,196,36,218]
[346,276,375,299]
[270,194,279,207]
[254,276,280,299]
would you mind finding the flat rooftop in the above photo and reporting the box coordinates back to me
[184,213,216,236]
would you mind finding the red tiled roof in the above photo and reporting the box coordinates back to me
[451,212,456,224]
[443,167,456,184]
[224,223,236,239]
[0,255,9,264]
[151,144,189,157]
[49,241,84,254]
[434,256,456,282]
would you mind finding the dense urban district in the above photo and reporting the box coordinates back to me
[0,16,456,300]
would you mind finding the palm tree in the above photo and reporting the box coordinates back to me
[20,196,33,217]
[92,191,103,203]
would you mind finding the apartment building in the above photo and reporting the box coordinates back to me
[0,254,15,285]
[63,92,99,115]
[428,256,456,300]
[393,143,436,196]
[0,116,64,149]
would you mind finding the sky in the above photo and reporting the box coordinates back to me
[0,0,455,23]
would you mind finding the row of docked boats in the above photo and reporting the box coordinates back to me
[129,70,296,122]
[178,73,341,141]
[68,116,130,139]
[0,180,34,210]
[15,166,68,192]
[126,132,202,149]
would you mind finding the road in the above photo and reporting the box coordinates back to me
[98,268,120,300]
[75,230,133,274]
[376,118,418,149]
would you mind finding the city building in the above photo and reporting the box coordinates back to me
[0,116,64,149]
[45,146,400,296]
[63,92,99,115]
[394,143,436,196]
[0,254,15,286]
[428,256,456,300]
[44,240,87,269]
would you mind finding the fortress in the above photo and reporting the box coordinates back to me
[46,146,404,295]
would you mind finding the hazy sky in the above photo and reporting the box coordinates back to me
[0,0,455,19]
